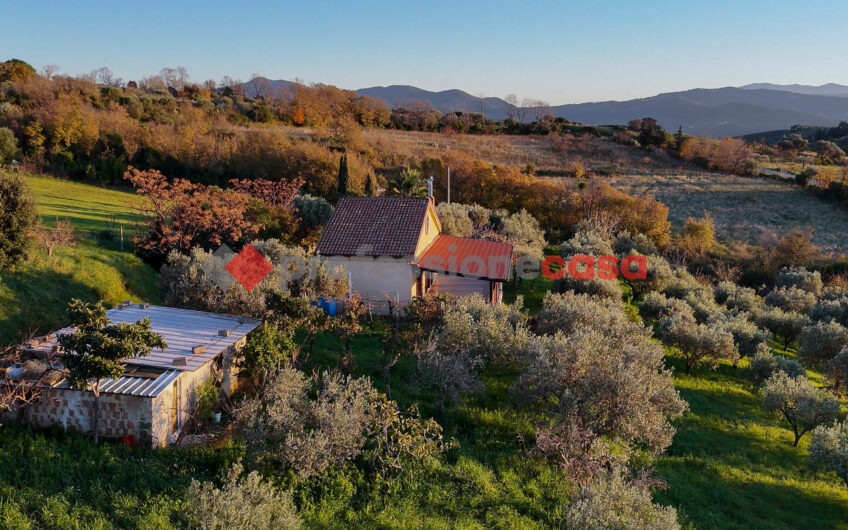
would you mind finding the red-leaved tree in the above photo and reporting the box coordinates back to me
[229,178,303,208]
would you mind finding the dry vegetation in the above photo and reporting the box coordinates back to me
[607,172,848,252]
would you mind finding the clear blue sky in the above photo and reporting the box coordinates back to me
[3,0,847,103]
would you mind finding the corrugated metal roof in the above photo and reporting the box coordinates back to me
[26,305,261,373]
[418,235,513,281]
[316,197,430,257]
[53,370,180,398]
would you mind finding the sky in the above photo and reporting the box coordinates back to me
[3,0,848,104]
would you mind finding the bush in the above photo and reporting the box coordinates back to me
[0,127,18,163]
[765,286,817,313]
[186,462,300,530]
[0,172,38,268]
[798,321,848,367]
[809,420,848,488]
[234,322,296,389]
[565,470,680,530]
[745,344,805,384]
[762,372,840,446]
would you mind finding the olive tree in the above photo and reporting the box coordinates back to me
[639,292,693,322]
[234,322,296,391]
[765,286,817,313]
[187,462,300,530]
[810,296,848,327]
[435,202,474,237]
[745,343,805,384]
[659,311,739,375]
[415,336,483,414]
[757,307,810,350]
[499,208,546,262]
[809,420,848,488]
[718,313,771,365]
[715,282,764,315]
[537,291,629,337]
[565,469,680,530]
[515,327,687,453]
[761,372,840,446]
[827,348,848,393]
[798,321,848,368]
[776,267,823,297]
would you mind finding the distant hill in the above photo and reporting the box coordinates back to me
[740,83,848,97]
[249,77,848,138]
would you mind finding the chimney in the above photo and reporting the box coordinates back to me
[427,176,435,203]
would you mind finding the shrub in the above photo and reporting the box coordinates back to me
[0,127,18,163]
[0,171,38,268]
[762,372,840,446]
[292,193,334,229]
[745,344,805,384]
[565,470,680,530]
[234,322,296,389]
[798,321,848,367]
[186,462,300,530]
[776,267,823,297]
[765,286,817,313]
[809,420,848,488]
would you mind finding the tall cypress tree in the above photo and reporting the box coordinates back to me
[337,153,349,197]
[364,171,377,196]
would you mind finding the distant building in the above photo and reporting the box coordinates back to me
[316,191,512,312]
[5,304,260,447]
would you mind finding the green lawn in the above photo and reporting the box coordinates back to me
[0,173,157,345]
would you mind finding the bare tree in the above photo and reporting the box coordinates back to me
[476,92,487,118]
[175,66,190,88]
[249,73,272,99]
[0,344,62,418]
[40,64,60,80]
[533,99,550,122]
[504,93,518,121]
[160,67,177,88]
[38,219,75,258]
[519,97,535,123]
[203,79,217,91]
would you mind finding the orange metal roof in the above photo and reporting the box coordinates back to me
[418,235,513,281]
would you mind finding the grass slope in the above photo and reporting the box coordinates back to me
[0,174,157,345]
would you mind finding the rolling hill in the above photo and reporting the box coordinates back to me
[247,76,848,137]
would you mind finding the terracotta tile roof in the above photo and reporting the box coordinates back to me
[418,235,513,281]
[316,197,430,257]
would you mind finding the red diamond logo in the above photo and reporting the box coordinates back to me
[225,244,274,292]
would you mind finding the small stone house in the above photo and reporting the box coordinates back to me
[7,304,260,447]
[316,195,513,312]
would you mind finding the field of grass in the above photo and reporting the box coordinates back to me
[607,171,848,252]
[0,173,158,345]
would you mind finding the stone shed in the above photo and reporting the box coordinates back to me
[7,304,260,447]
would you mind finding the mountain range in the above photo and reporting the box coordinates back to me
[247,79,848,138]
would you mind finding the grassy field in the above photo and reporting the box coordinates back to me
[607,171,848,252]
[0,173,158,345]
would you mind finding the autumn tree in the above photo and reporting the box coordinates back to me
[58,299,167,443]
[762,372,840,446]
[124,167,261,258]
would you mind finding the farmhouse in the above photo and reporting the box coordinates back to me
[5,304,260,447]
[316,194,513,311]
